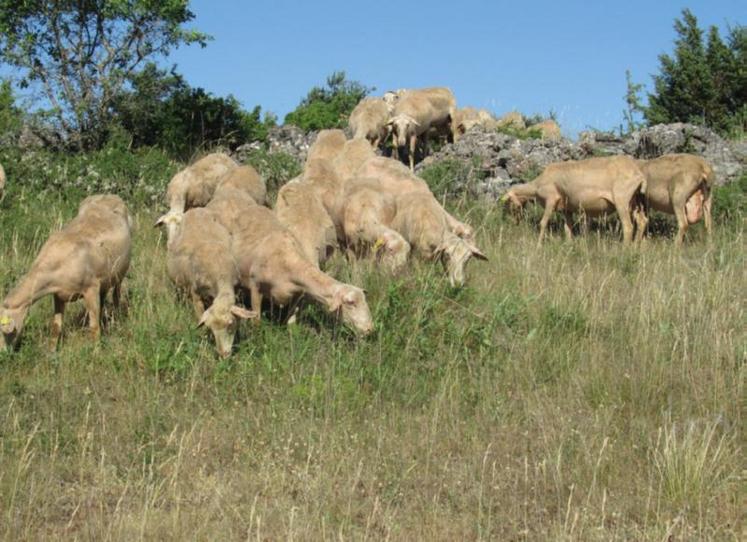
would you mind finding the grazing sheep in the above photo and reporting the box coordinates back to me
[0,163,5,200]
[275,181,338,267]
[341,178,411,271]
[159,152,237,238]
[229,205,373,335]
[392,192,487,287]
[332,138,377,182]
[387,87,457,171]
[356,157,476,240]
[307,129,347,163]
[636,154,715,244]
[214,164,267,206]
[453,107,498,135]
[502,156,647,244]
[0,195,132,351]
[166,207,256,357]
[529,119,562,140]
[496,111,526,130]
[349,97,391,149]
[303,157,346,232]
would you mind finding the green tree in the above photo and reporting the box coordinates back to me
[114,64,273,159]
[622,70,645,133]
[645,9,745,134]
[0,79,23,142]
[285,71,372,132]
[0,0,210,149]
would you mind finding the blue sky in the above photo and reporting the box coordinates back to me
[167,1,743,138]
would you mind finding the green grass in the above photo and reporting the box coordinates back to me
[0,179,744,540]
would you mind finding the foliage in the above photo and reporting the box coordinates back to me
[114,64,274,160]
[645,9,746,136]
[419,158,487,198]
[0,0,210,149]
[284,71,372,132]
[243,149,302,203]
[495,124,542,140]
[0,131,178,205]
[622,69,645,134]
[0,79,23,144]
[712,172,747,224]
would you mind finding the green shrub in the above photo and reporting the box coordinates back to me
[419,158,486,197]
[284,71,372,132]
[712,173,747,224]
[243,149,302,203]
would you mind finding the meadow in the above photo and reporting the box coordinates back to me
[0,165,744,540]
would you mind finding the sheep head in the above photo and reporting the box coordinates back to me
[329,284,373,336]
[436,234,488,288]
[197,295,257,358]
[155,210,184,243]
[387,114,419,148]
[0,306,28,351]
[374,231,411,272]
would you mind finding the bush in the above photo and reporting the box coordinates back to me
[419,158,486,198]
[243,149,302,203]
[0,130,179,206]
[284,71,372,132]
[712,173,747,224]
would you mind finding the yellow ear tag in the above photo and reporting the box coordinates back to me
[499,194,509,203]
[373,238,385,251]
[0,316,11,326]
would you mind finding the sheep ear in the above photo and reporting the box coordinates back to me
[154,214,168,227]
[196,309,210,328]
[465,240,488,261]
[230,305,257,320]
[0,314,15,333]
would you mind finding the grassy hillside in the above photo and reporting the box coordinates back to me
[0,173,744,540]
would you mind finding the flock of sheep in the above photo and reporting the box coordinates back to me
[0,87,716,357]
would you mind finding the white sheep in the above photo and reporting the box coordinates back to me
[349,97,391,149]
[166,207,256,357]
[0,195,132,350]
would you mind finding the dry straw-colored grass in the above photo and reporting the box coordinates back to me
[0,188,743,540]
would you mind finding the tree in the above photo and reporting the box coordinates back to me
[285,71,372,132]
[114,63,274,159]
[622,70,645,133]
[0,0,210,149]
[645,9,745,134]
[0,79,23,142]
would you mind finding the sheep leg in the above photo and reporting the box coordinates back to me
[250,283,263,323]
[409,134,417,172]
[615,202,635,244]
[633,204,648,242]
[50,296,65,349]
[538,198,558,245]
[673,204,689,246]
[563,211,574,240]
[112,282,122,310]
[703,188,713,237]
[82,285,102,340]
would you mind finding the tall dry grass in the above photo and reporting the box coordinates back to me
[0,186,743,540]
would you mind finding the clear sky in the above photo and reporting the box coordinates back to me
[170,1,743,138]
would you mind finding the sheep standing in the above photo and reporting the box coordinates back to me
[636,154,714,244]
[502,156,647,244]
[387,87,457,171]
[349,97,391,149]
[0,195,132,350]
[166,207,256,357]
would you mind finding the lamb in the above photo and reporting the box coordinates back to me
[307,129,347,162]
[159,152,238,234]
[0,195,132,351]
[0,162,5,200]
[166,207,256,357]
[214,164,267,206]
[275,180,338,268]
[349,97,391,149]
[636,154,714,244]
[228,205,373,335]
[391,192,487,287]
[501,156,647,244]
[387,87,457,171]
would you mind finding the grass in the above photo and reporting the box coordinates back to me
[0,177,744,540]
